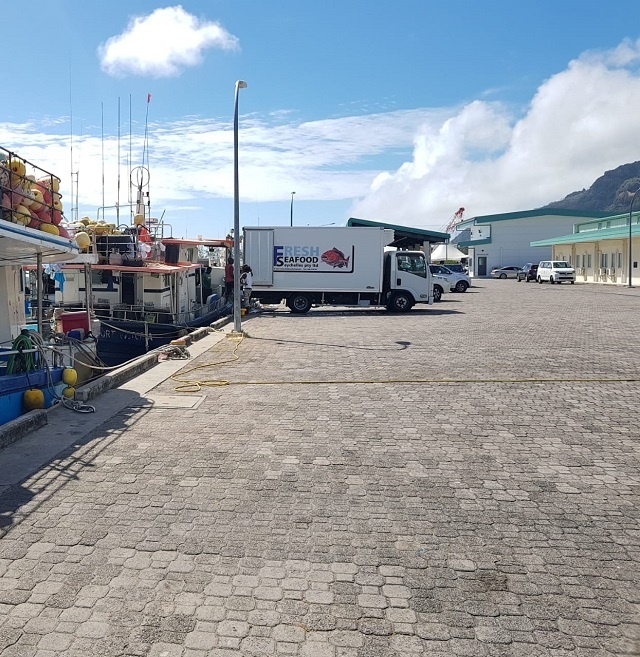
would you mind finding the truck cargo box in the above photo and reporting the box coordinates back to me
[244,226,394,292]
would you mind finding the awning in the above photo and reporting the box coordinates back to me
[0,221,80,266]
[347,217,449,248]
[431,243,467,261]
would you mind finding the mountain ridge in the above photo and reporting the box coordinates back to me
[542,161,640,213]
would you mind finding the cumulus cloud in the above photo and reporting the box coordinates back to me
[98,5,239,77]
[7,38,640,234]
[351,37,640,229]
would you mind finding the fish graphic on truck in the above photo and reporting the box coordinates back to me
[273,244,354,272]
[321,247,350,269]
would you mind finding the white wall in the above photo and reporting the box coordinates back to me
[553,236,640,285]
[470,214,593,275]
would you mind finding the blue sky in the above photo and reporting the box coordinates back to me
[2,1,640,238]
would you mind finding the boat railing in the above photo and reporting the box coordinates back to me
[57,296,226,327]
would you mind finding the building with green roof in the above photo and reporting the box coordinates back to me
[455,209,609,277]
[530,210,640,285]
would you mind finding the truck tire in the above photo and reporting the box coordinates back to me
[433,285,443,303]
[287,293,312,314]
[386,291,413,312]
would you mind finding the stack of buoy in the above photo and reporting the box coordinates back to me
[62,367,77,399]
[0,149,84,245]
[21,367,78,412]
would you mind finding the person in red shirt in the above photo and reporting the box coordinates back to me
[224,258,234,300]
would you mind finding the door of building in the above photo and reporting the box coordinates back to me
[477,256,487,276]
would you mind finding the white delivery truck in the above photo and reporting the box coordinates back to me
[243,226,444,313]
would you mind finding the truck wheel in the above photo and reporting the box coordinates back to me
[386,291,413,312]
[287,294,312,314]
[433,286,443,303]
[454,280,468,292]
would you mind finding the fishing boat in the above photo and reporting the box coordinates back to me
[0,148,97,426]
[52,217,233,366]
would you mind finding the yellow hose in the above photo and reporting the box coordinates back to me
[173,334,640,391]
[171,333,243,392]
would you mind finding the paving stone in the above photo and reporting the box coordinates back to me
[1,283,640,655]
[299,643,336,657]
[217,619,250,637]
[272,623,306,642]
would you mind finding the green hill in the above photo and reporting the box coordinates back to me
[542,161,640,213]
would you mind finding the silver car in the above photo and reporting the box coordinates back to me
[490,266,520,279]
[430,264,471,292]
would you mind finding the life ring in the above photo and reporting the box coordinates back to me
[138,226,152,243]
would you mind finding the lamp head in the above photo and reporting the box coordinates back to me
[236,80,248,89]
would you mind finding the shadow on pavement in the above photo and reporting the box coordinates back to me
[259,306,465,318]
[0,398,150,538]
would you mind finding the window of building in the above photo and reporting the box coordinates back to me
[587,254,592,268]
[576,254,582,268]
[618,252,623,269]
[600,253,608,268]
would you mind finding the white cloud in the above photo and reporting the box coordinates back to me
[6,38,640,234]
[351,38,640,230]
[98,5,239,78]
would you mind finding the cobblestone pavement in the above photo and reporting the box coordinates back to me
[1,280,639,656]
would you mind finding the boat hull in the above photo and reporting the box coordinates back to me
[0,368,65,425]
[97,303,231,366]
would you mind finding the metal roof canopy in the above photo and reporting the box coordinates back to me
[0,221,80,266]
[531,223,640,247]
[347,217,449,248]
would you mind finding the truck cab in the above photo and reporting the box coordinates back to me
[383,250,434,311]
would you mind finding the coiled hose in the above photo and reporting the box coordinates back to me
[6,333,37,375]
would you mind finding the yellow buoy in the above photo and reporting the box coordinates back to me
[23,388,45,411]
[62,386,75,399]
[133,214,145,225]
[62,368,78,386]
[40,224,59,236]
[74,231,91,250]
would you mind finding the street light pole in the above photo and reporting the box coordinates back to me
[290,191,295,226]
[233,80,247,333]
[628,188,639,289]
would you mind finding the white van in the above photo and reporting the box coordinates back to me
[537,260,575,284]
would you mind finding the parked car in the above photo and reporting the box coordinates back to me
[516,263,539,282]
[490,266,520,279]
[431,275,448,302]
[537,260,575,284]
[442,263,469,275]
[430,264,471,292]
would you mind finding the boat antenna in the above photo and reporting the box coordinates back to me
[142,93,151,170]
[128,94,132,219]
[117,96,121,224]
[101,102,105,220]
[69,70,76,223]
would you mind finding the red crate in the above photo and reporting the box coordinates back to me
[60,312,89,334]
